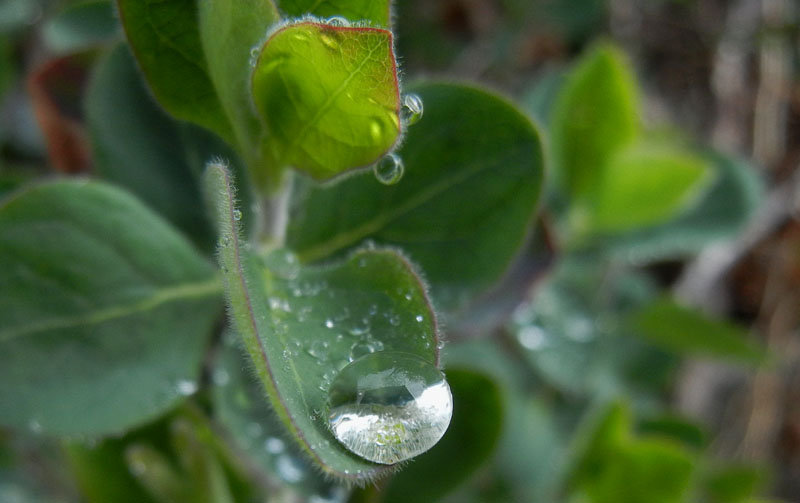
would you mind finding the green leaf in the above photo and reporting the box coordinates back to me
[628,298,768,364]
[277,0,391,27]
[588,142,713,232]
[551,42,638,199]
[570,403,696,503]
[381,369,503,503]
[116,0,233,142]
[212,334,345,497]
[197,0,279,178]
[0,181,222,436]
[638,415,707,450]
[287,82,545,311]
[704,464,767,503]
[86,44,219,250]
[43,0,120,54]
[602,151,764,262]
[205,163,440,481]
[67,407,251,503]
[252,21,400,180]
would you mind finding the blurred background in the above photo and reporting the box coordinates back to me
[1,0,799,502]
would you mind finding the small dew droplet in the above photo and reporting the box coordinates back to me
[327,16,349,27]
[233,209,242,221]
[176,379,198,396]
[264,436,285,454]
[415,315,424,323]
[327,352,453,464]
[401,93,424,126]
[276,454,306,483]
[374,154,404,185]
[324,319,335,329]
[28,418,43,434]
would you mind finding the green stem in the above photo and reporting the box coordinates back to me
[254,169,293,251]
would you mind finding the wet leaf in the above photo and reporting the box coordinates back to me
[288,83,544,311]
[205,163,440,481]
[252,21,400,180]
[0,181,222,436]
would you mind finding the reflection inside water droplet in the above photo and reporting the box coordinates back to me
[326,352,452,464]
[401,93,424,125]
[374,153,404,185]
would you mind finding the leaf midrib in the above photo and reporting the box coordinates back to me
[279,27,388,166]
[0,276,222,342]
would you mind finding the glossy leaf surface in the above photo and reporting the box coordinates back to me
[116,0,233,141]
[288,83,544,311]
[252,22,400,180]
[206,164,440,481]
[551,43,638,199]
[0,181,222,436]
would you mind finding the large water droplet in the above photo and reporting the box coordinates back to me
[326,352,452,464]
[401,93,424,125]
[374,153,404,185]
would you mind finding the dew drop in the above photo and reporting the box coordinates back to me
[326,352,452,464]
[28,418,42,434]
[264,436,285,454]
[176,379,198,396]
[349,341,375,361]
[249,46,260,67]
[327,16,349,27]
[415,314,424,323]
[307,340,330,360]
[374,153,404,185]
[212,369,230,386]
[276,454,305,483]
[401,93,424,125]
[232,209,242,221]
[324,319,335,329]
[518,325,546,350]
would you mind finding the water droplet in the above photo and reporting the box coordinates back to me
[415,315,424,323]
[249,46,260,67]
[327,16,349,27]
[212,369,230,386]
[327,352,452,464]
[307,340,330,360]
[246,422,263,438]
[518,325,547,350]
[176,379,198,396]
[264,436,285,454]
[28,418,42,434]
[401,93,424,125]
[276,454,306,483]
[374,154,404,185]
[349,341,375,361]
[233,209,242,221]
[325,319,335,329]
[266,249,300,279]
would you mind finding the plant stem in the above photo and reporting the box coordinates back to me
[254,169,293,250]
